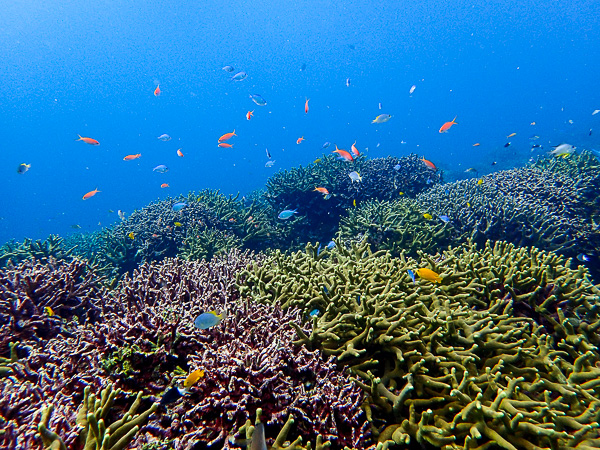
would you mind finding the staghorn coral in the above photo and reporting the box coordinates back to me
[338,198,453,257]
[417,167,600,256]
[0,234,74,268]
[0,257,108,353]
[239,239,600,449]
[178,226,241,261]
[263,154,443,247]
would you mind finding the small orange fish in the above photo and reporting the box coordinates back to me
[161,183,169,188]
[76,135,100,145]
[177,149,184,157]
[218,130,236,142]
[82,188,100,200]
[415,267,442,283]
[421,157,437,171]
[184,368,205,388]
[472,143,480,147]
[228,218,236,223]
[333,145,353,162]
[154,84,161,97]
[507,132,517,138]
[246,110,254,120]
[351,141,360,157]
[123,154,141,161]
[296,136,305,144]
[305,98,310,114]
[439,116,458,133]
[218,143,233,148]
[314,187,329,195]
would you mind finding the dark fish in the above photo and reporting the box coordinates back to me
[160,386,184,405]
[504,142,511,148]
[17,163,31,174]
[491,161,497,166]
[300,63,306,71]
[266,148,271,159]
[348,44,356,50]
[590,129,593,136]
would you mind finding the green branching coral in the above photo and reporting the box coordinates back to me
[338,198,453,257]
[38,383,158,450]
[239,240,600,449]
[0,235,74,268]
[179,226,241,261]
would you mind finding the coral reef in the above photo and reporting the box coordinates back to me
[178,226,241,261]
[417,167,600,256]
[0,234,74,268]
[263,154,442,247]
[0,257,108,353]
[239,239,600,449]
[338,198,453,257]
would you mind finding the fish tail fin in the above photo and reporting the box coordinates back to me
[453,116,458,124]
[75,135,82,141]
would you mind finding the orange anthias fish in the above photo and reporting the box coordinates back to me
[314,187,329,195]
[154,84,161,97]
[246,110,254,120]
[218,143,233,148]
[472,143,480,147]
[123,154,141,161]
[218,130,236,142]
[184,368,205,388]
[177,149,184,157]
[421,157,437,171]
[351,141,360,157]
[161,183,169,188]
[82,188,100,200]
[507,132,517,138]
[305,98,310,114]
[296,136,305,144]
[438,116,458,133]
[415,267,442,283]
[333,145,353,162]
[76,135,100,145]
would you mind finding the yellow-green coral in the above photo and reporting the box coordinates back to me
[239,240,600,449]
[38,383,158,450]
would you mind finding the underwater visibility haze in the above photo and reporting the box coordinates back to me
[2,1,600,449]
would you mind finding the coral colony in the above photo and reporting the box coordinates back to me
[2,152,600,449]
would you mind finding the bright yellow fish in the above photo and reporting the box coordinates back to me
[477,179,483,185]
[415,268,442,283]
[128,232,135,240]
[399,192,404,196]
[467,202,471,207]
[174,222,183,227]
[423,213,433,220]
[184,368,205,388]
[44,306,55,316]
[353,199,356,207]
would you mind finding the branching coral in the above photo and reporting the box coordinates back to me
[0,235,74,268]
[238,239,600,449]
[178,226,241,261]
[338,198,453,257]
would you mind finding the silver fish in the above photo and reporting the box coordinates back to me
[157,134,171,141]
[249,94,267,106]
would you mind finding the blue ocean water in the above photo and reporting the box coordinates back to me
[1,0,599,243]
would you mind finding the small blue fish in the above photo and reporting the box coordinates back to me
[323,194,332,200]
[231,71,247,82]
[439,215,450,223]
[153,164,169,173]
[393,164,401,171]
[158,134,171,141]
[321,142,331,149]
[309,309,320,317]
[249,94,267,106]
[278,209,298,219]
[326,241,336,250]
[445,189,450,195]
[317,244,323,256]
[265,160,276,168]
[407,269,416,284]
[194,311,225,329]
[173,202,187,212]
[356,295,361,305]
[222,65,235,72]
[577,253,591,262]
[323,286,329,295]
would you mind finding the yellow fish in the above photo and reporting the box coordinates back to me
[184,368,205,388]
[399,192,404,196]
[467,202,471,207]
[128,232,135,240]
[174,222,183,227]
[353,199,356,207]
[477,179,483,185]
[423,213,433,220]
[507,132,517,138]
[415,268,442,283]
[44,306,55,316]
[314,158,322,164]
